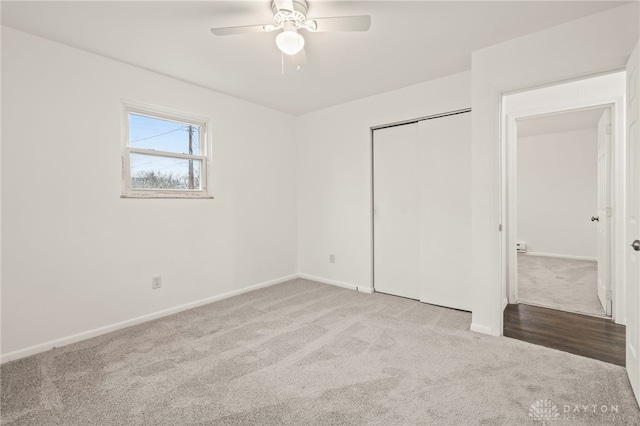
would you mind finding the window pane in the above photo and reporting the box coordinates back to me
[129,113,201,155]
[130,154,202,190]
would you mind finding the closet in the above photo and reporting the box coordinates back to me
[373,110,472,311]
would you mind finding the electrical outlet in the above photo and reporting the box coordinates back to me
[329,254,335,264]
[152,275,162,289]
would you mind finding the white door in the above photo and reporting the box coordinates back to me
[373,123,421,300]
[597,108,612,316]
[626,40,640,405]
[417,113,473,311]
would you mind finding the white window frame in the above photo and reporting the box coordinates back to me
[122,100,213,199]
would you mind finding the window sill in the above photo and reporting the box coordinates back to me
[121,192,214,199]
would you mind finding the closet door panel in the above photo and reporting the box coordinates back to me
[418,113,472,310]
[373,124,420,299]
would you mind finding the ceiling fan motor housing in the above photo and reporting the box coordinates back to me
[272,0,309,26]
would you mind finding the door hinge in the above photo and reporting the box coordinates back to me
[606,123,612,135]
[606,207,613,217]
[606,289,612,301]
[498,224,502,232]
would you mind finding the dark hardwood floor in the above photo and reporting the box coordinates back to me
[503,303,626,366]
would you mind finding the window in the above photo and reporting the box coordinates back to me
[122,101,212,198]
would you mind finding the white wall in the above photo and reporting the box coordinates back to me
[1,28,298,358]
[517,128,598,259]
[296,71,470,291]
[0,9,3,360]
[471,3,639,335]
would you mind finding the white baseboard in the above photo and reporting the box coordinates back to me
[521,252,597,262]
[470,323,500,336]
[297,273,373,294]
[0,274,298,364]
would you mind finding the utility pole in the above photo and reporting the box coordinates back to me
[188,125,194,189]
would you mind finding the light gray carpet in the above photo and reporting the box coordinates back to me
[2,279,638,425]
[518,254,605,317]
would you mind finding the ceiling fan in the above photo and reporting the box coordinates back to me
[210,0,371,67]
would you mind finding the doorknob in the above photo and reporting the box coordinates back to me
[632,240,640,252]
[591,216,600,222]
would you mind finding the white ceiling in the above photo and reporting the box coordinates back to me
[517,107,608,138]
[1,1,629,115]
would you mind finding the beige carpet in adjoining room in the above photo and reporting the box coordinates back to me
[518,254,605,317]
[2,279,637,425]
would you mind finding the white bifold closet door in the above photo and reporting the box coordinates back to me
[373,112,472,311]
[373,123,421,300]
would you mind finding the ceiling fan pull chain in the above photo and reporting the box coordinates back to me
[281,51,285,75]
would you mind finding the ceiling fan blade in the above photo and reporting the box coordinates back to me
[273,0,295,13]
[210,24,270,36]
[290,48,307,67]
[307,15,371,32]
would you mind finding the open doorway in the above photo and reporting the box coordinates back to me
[515,107,611,318]
[502,71,626,324]
[501,71,628,366]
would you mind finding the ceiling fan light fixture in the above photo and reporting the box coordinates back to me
[276,29,305,55]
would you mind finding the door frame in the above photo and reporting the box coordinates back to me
[503,95,625,322]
